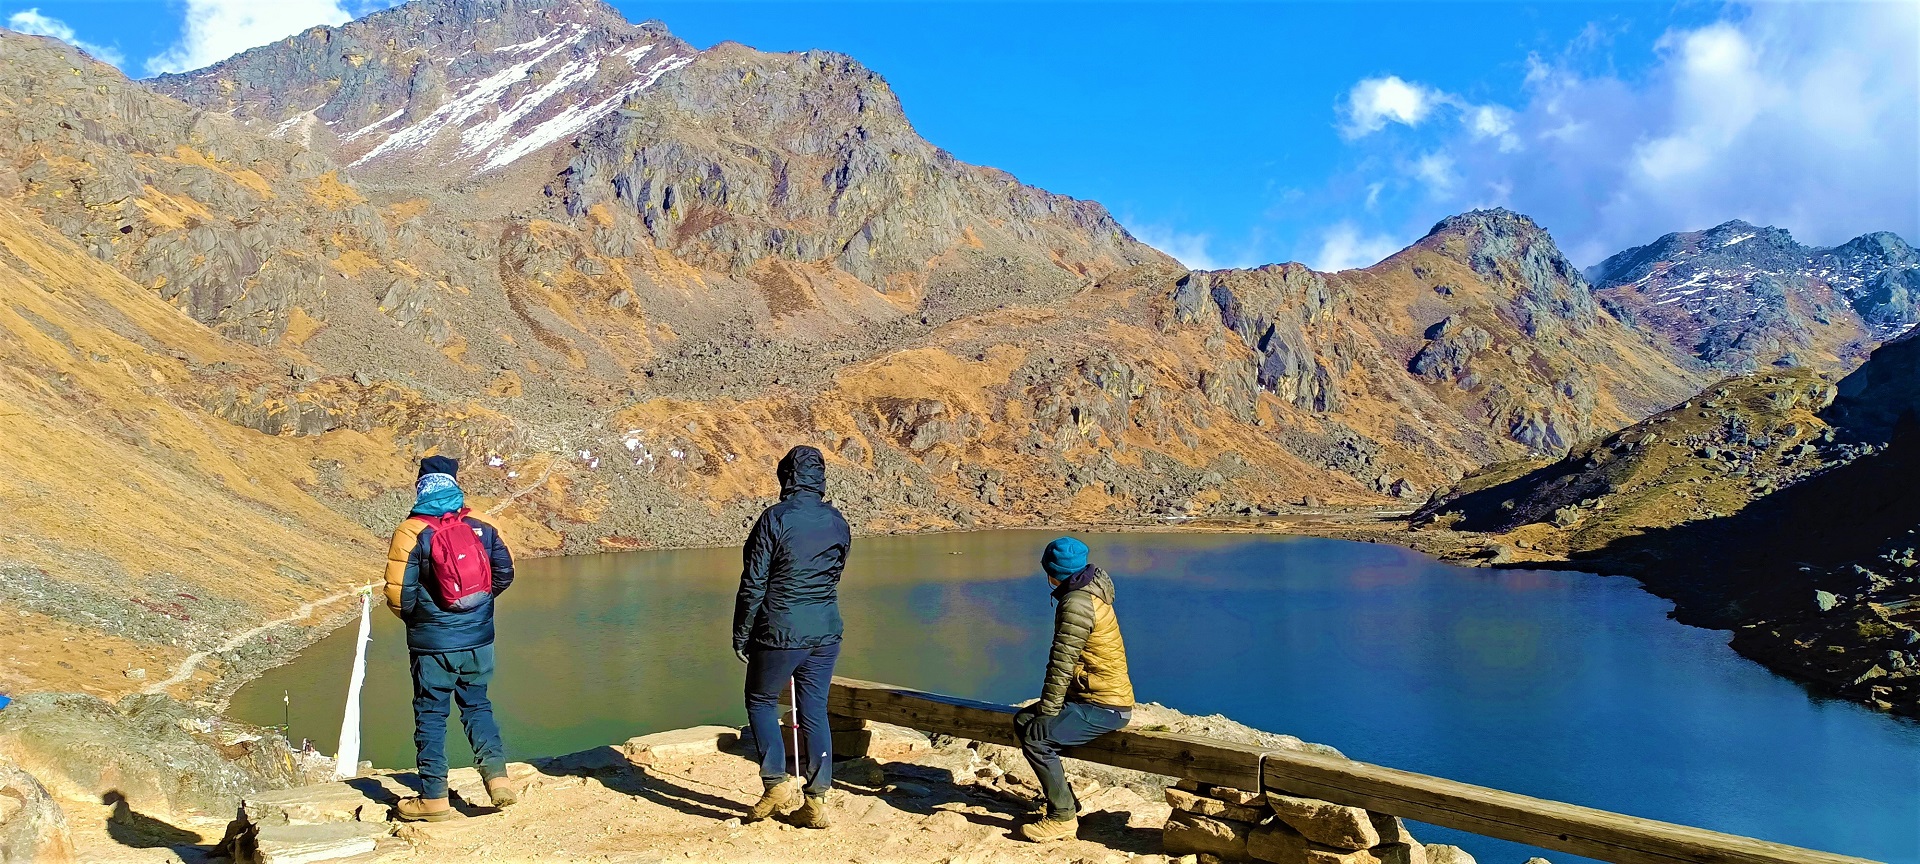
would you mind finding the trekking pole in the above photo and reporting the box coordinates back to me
[787,677,801,779]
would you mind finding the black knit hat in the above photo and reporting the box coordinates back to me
[418,455,459,479]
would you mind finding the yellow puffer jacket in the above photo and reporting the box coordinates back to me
[1038,567,1134,712]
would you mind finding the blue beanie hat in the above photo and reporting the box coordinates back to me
[1042,537,1089,580]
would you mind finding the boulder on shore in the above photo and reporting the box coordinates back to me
[0,755,73,863]
[0,693,325,819]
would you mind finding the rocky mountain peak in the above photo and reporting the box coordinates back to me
[1420,208,1598,339]
[1424,207,1549,243]
[1831,231,1917,263]
[147,0,697,177]
[1587,218,1916,371]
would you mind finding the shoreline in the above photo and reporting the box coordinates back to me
[183,509,1426,711]
[184,510,1911,727]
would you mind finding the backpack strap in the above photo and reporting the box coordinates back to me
[383,517,431,617]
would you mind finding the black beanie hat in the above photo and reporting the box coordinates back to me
[418,455,459,479]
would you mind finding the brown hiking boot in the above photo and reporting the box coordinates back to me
[791,794,831,829]
[747,777,801,821]
[486,776,518,808]
[1016,814,1078,842]
[394,796,453,822]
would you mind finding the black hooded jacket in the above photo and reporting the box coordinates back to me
[732,446,852,652]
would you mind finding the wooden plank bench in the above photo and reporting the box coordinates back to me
[825,677,1882,864]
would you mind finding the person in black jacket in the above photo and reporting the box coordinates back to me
[733,445,850,829]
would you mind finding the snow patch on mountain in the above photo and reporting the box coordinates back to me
[477,52,690,172]
[319,18,695,175]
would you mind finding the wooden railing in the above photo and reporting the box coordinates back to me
[826,677,1881,864]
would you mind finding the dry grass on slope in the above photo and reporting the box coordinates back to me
[0,199,416,699]
[1415,369,1844,562]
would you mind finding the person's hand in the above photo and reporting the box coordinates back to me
[734,648,749,664]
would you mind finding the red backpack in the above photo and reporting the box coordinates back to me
[420,509,492,612]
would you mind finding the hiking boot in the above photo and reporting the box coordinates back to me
[791,794,831,829]
[486,776,518,809]
[1016,814,1078,843]
[394,796,453,822]
[747,777,801,821]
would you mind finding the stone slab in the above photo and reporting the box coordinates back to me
[1266,792,1381,850]
[1369,813,1416,846]
[832,728,875,759]
[1249,821,1385,864]
[246,821,388,864]
[869,722,932,756]
[620,726,740,765]
[828,714,869,733]
[1163,810,1253,860]
[244,776,411,826]
[1166,787,1269,823]
[1208,786,1265,806]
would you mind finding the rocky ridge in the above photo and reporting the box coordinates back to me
[1413,332,1920,716]
[1588,219,1918,371]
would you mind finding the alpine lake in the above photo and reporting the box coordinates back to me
[231,531,1920,864]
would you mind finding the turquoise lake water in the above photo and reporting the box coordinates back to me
[230,531,1920,864]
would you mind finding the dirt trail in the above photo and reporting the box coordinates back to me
[143,588,370,699]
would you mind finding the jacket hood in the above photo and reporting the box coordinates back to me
[1053,566,1114,604]
[777,445,827,498]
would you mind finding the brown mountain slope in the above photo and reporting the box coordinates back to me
[0,193,383,699]
[0,5,1716,700]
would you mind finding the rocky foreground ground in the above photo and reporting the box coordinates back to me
[0,691,1512,864]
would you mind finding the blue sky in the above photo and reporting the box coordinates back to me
[5,1,1915,270]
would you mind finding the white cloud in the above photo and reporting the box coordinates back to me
[1413,152,1457,196]
[1334,2,1917,265]
[144,0,363,76]
[1468,105,1519,153]
[1343,74,1522,156]
[1342,76,1438,137]
[1312,223,1403,272]
[8,8,124,67]
[1129,223,1225,271]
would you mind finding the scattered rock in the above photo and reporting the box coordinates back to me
[1206,786,1264,807]
[836,757,886,788]
[532,746,628,775]
[1368,813,1416,845]
[621,726,739,765]
[1424,844,1477,864]
[1265,792,1381,850]
[1166,787,1267,823]
[1163,811,1252,860]
[0,755,73,863]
